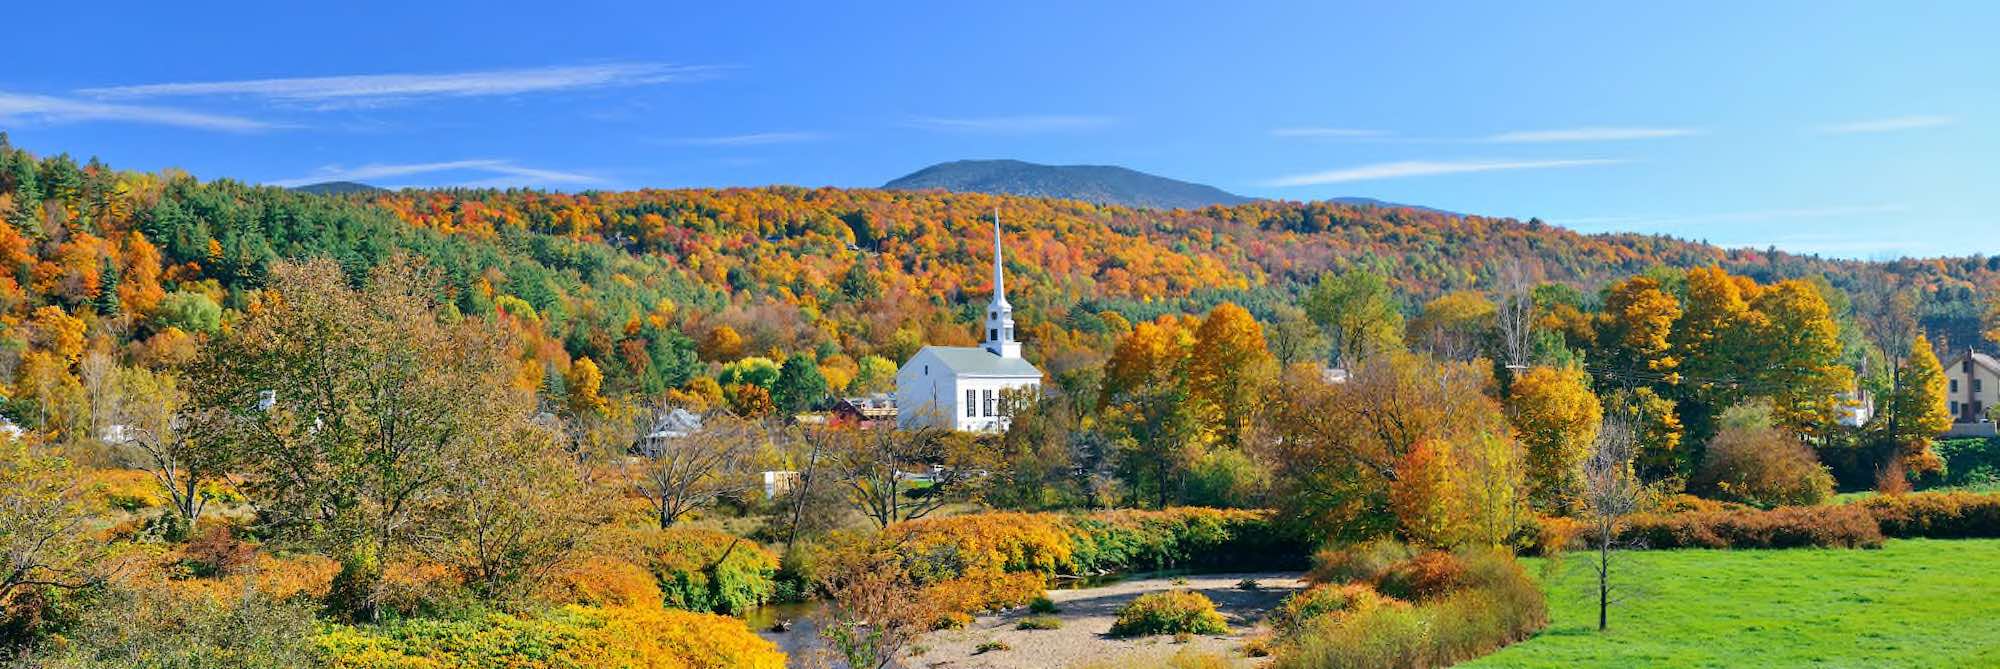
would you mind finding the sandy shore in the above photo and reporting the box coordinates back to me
[907,571,1307,669]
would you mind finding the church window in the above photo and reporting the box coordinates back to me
[983,389,995,416]
[989,328,998,341]
[966,389,977,417]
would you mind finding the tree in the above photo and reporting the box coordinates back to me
[1580,412,1642,632]
[1493,261,1537,370]
[850,355,898,394]
[1303,269,1404,367]
[565,357,609,416]
[825,426,988,527]
[1506,365,1603,511]
[1870,334,1951,482]
[423,418,602,600]
[1597,276,1682,382]
[153,290,222,334]
[770,355,828,414]
[188,258,527,622]
[1749,280,1853,438]
[1187,302,1275,449]
[115,366,220,528]
[1265,305,1326,368]
[1260,354,1503,544]
[0,436,113,639]
[633,411,765,527]
[1409,291,1495,362]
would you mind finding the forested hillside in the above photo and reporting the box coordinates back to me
[0,135,1994,411]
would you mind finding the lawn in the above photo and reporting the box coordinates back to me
[1467,539,2000,668]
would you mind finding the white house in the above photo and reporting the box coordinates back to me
[896,214,1044,432]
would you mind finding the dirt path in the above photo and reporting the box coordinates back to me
[908,571,1307,668]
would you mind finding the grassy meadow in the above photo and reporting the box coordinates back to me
[1468,539,2000,668]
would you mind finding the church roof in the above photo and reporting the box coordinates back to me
[919,346,1042,377]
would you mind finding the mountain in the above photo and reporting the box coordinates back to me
[1325,197,1459,217]
[290,181,386,196]
[884,159,1254,210]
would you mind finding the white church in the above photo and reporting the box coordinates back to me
[896,214,1044,432]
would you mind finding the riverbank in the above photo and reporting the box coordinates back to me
[905,571,1306,668]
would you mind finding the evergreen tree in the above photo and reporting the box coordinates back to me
[771,355,827,414]
[94,257,122,316]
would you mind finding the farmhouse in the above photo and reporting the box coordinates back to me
[895,214,1043,432]
[1944,349,2000,435]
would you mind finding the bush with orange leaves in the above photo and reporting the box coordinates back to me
[539,558,665,609]
[317,604,785,669]
[1855,490,2000,539]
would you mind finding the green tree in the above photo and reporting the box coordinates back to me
[771,355,828,414]
[1302,269,1404,367]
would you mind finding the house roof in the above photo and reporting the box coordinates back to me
[839,394,899,418]
[1944,350,2000,376]
[918,346,1043,378]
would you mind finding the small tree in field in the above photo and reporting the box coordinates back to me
[631,409,764,528]
[1581,413,1643,632]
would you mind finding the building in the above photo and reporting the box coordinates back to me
[830,394,898,429]
[1943,350,2000,437]
[1943,349,2000,424]
[631,407,704,457]
[895,213,1044,432]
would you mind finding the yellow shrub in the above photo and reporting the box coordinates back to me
[89,468,165,512]
[318,605,784,669]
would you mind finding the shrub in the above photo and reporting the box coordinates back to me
[1271,549,1545,669]
[1109,590,1228,637]
[1620,505,1884,549]
[1933,438,2000,487]
[1306,539,1415,585]
[1268,583,1395,635]
[1064,508,1307,575]
[922,571,1044,629]
[644,527,779,615]
[539,558,665,609]
[1028,595,1060,614]
[1017,614,1063,630]
[974,640,1011,654]
[1236,578,1262,591]
[317,605,786,669]
[1858,491,2000,538]
[1691,425,1836,507]
[1374,551,1467,601]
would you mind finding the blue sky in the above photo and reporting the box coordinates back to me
[3,1,1995,258]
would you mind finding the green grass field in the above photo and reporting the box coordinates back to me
[1467,539,2000,668]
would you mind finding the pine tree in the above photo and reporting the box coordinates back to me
[94,256,122,316]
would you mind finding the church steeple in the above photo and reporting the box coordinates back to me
[983,209,1021,358]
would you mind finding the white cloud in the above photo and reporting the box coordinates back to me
[270,159,600,188]
[1264,159,1621,186]
[0,91,277,132]
[666,131,829,146]
[1815,115,1955,134]
[1483,127,1701,143]
[1270,127,1389,139]
[78,62,720,106]
[906,115,1112,133]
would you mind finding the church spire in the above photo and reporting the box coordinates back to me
[983,208,1021,358]
[990,208,1008,307]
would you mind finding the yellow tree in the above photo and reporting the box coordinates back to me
[1409,291,1496,361]
[1506,365,1603,510]
[1597,276,1682,382]
[565,357,609,416]
[1875,334,1951,479]
[1187,303,1276,449]
[1750,280,1854,438]
[1672,268,1757,410]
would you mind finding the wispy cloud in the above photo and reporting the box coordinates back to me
[1270,127,1390,139]
[1264,158,1621,187]
[78,62,721,106]
[1555,203,1909,230]
[906,115,1112,133]
[665,131,829,147]
[0,91,277,132]
[1483,127,1702,143]
[1815,115,1955,135]
[270,159,601,188]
